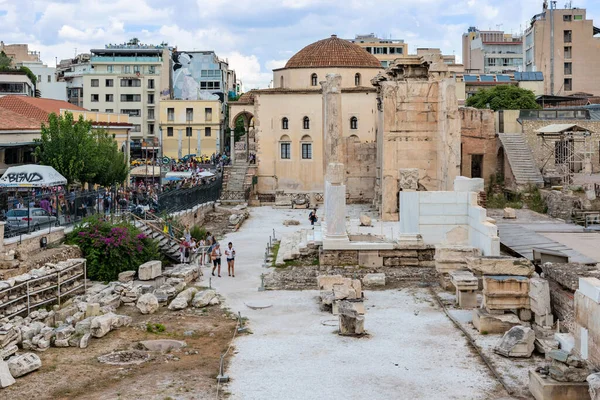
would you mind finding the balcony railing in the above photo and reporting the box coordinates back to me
[91,56,162,62]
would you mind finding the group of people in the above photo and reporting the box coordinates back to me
[176,225,236,278]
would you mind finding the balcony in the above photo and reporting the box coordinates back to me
[91,56,161,63]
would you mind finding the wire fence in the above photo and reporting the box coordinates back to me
[157,176,222,214]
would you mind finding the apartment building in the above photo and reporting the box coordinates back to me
[76,42,172,154]
[347,33,408,68]
[0,72,34,97]
[462,27,523,73]
[525,5,600,95]
[56,54,92,108]
[159,99,220,160]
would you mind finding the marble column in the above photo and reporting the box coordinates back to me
[321,74,348,240]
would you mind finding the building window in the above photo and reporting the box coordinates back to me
[90,109,99,112]
[205,127,211,137]
[280,142,291,159]
[564,46,572,59]
[185,127,192,137]
[303,116,310,129]
[148,79,154,89]
[133,65,140,73]
[120,94,141,102]
[564,30,572,43]
[105,109,114,113]
[311,73,317,86]
[105,79,113,87]
[148,94,154,104]
[574,15,583,20]
[564,62,572,75]
[355,73,361,86]
[107,65,114,73]
[167,127,173,137]
[105,94,113,102]
[280,76,284,88]
[47,75,51,83]
[37,75,41,83]
[91,79,99,87]
[282,117,288,130]
[132,124,141,132]
[301,135,312,160]
[564,78,572,91]
[120,79,140,87]
[563,15,572,22]
[185,108,193,122]
[350,116,358,130]
[205,107,212,122]
[200,81,220,90]
[167,108,174,121]
[121,109,141,117]
[148,124,155,135]
[91,94,99,102]
[148,66,156,74]
[148,108,154,120]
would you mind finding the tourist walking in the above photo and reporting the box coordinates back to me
[184,224,191,242]
[179,238,190,263]
[211,242,222,277]
[225,242,236,277]
[309,208,318,229]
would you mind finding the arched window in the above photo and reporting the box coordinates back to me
[311,73,318,86]
[350,116,358,130]
[282,117,288,130]
[280,76,284,88]
[280,134,291,159]
[355,73,361,86]
[303,116,310,129]
[301,135,312,160]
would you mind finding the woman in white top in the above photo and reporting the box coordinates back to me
[225,242,236,277]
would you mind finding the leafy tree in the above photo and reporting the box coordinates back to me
[465,85,540,111]
[90,130,129,187]
[35,112,96,186]
[224,116,247,148]
[0,51,11,68]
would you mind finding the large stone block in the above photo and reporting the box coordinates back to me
[398,168,419,190]
[467,256,534,277]
[549,360,590,382]
[136,293,159,315]
[362,273,385,287]
[138,260,162,281]
[435,245,482,263]
[449,270,478,291]
[472,308,521,334]
[317,275,347,291]
[529,370,590,400]
[494,326,535,358]
[530,277,552,316]
[7,353,41,378]
[0,360,15,388]
[588,373,600,400]
[579,277,600,303]
[90,313,116,338]
[483,275,530,311]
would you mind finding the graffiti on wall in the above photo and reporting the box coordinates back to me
[172,52,222,101]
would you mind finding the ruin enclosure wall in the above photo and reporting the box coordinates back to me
[172,202,215,228]
[376,72,461,221]
[343,138,377,203]
[460,107,497,181]
[574,288,600,368]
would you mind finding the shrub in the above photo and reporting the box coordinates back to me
[190,225,207,242]
[66,215,161,281]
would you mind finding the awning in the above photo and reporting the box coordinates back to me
[197,171,215,178]
[165,171,193,179]
[130,166,162,177]
[535,124,592,135]
[0,165,67,187]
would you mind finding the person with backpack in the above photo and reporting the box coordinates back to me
[211,242,222,277]
[308,208,318,229]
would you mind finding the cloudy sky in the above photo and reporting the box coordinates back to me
[1,0,598,89]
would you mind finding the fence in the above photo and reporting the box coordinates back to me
[157,176,222,214]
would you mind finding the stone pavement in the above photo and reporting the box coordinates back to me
[201,206,507,400]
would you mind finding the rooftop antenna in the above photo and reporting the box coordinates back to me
[74,48,77,57]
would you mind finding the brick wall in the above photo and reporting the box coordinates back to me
[460,107,497,182]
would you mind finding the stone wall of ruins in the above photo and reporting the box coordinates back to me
[374,58,461,221]
[460,108,497,181]
[343,138,377,203]
[521,119,600,174]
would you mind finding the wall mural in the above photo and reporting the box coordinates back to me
[171,52,221,101]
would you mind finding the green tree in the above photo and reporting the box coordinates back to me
[35,112,96,186]
[90,130,129,187]
[0,51,11,68]
[465,85,540,111]
[224,116,247,148]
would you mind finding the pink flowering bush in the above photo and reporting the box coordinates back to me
[67,215,161,281]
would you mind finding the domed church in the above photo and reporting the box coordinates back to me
[229,35,383,201]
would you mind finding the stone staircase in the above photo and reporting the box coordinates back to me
[220,161,252,204]
[275,228,322,266]
[498,133,544,188]
[136,220,182,262]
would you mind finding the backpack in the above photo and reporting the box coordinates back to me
[185,248,190,258]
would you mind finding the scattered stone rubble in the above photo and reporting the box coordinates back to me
[494,326,535,358]
[317,275,365,336]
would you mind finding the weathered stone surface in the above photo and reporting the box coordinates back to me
[529,370,590,400]
[588,372,600,400]
[80,333,91,349]
[317,275,347,291]
[139,339,186,352]
[75,317,93,335]
[529,277,552,317]
[503,207,516,219]
[136,293,159,315]
[482,275,530,311]
[7,352,41,378]
[467,256,534,277]
[398,168,419,190]
[567,354,585,368]
[85,303,101,318]
[338,302,365,336]
[90,313,115,338]
[138,260,162,281]
[168,287,198,310]
[534,338,559,354]
[362,273,385,287]
[333,283,357,300]
[320,291,335,306]
[55,324,75,341]
[54,339,70,347]
[163,264,199,284]
[192,290,218,308]
[282,220,300,226]
[549,359,590,382]
[494,326,535,357]
[118,270,136,283]
[332,300,365,315]
[0,360,15,388]
[0,344,18,360]
[359,215,372,227]
[548,349,570,363]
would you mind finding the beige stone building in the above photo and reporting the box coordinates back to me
[525,5,600,95]
[0,42,41,65]
[159,99,220,160]
[229,36,382,201]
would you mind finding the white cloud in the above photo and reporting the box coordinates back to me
[265,59,287,70]
[224,52,273,90]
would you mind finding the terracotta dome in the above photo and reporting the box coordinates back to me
[284,35,382,69]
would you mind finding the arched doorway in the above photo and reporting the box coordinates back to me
[230,111,255,163]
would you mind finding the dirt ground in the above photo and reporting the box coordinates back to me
[202,210,233,239]
[3,305,237,400]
